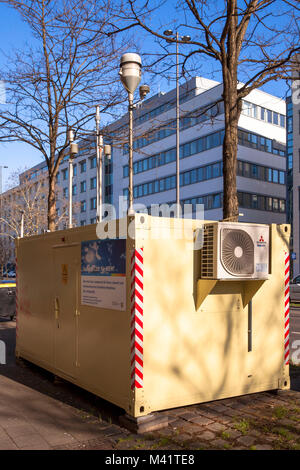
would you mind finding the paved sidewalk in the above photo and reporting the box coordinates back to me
[0,320,300,450]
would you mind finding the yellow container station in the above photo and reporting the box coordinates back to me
[15,215,290,432]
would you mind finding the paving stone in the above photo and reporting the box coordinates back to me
[0,437,19,450]
[4,423,38,438]
[22,443,52,450]
[178,412,198,421]
[212,438,229,449]
[277,418,298,427]
[197,409,218,419]
[254,444,273,450]
[173,433,190,443]
[236,435,256,447]
[198,430,216,441]
[42,431,79,446]
[216,415,233,424]
[188,416,214,426]
[222,408,239,417]
[206,422,227,432]
[12,433,50,449]
[224,429,242,439]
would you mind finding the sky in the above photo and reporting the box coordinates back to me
[0,0,294,191]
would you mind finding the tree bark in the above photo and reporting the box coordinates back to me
[48,172,56,232]
[222,81,242,221]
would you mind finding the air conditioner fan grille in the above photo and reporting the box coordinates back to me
[221,229,254,275]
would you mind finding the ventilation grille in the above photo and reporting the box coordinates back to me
[221,229,254,276]
[201,224,215,278]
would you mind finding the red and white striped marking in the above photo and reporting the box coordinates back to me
[284,251,290,365]
[130,248,144,389]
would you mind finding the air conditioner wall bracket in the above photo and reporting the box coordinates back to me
[196,278,265,310]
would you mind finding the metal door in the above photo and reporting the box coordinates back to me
[53,245,79,378]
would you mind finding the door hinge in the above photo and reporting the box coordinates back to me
[75,309,80,317]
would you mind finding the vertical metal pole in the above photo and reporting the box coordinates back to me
[68,157,73,229]
[99,134,103,222]
[248,299,252,352]
[20,211,24,238]
[96,106,103,223]
[128,92,134,216]
[0,167,2,195]
[176,32,180,218]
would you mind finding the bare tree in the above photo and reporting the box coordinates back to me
[113,0,300,220]
[0,236,11,276]
[0,168,79,242]
[0,0,131,230]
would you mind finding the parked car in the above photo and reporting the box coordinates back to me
[7,271,16,278]
[290,275,300,303]
[0,280,16,320]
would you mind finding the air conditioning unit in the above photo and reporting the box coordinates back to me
[201,222,270,280]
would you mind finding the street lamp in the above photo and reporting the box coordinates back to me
[0,165,8,194]
[95,106,111,223]
[163,30,191,218]
[119,53,149,215]
[67,129,78,229]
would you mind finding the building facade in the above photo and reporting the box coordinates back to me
[4,76,287,243]
[110,77,287,225]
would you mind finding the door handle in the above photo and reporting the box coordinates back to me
[54,297,59,320]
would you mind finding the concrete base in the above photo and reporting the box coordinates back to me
[119,413,168,434]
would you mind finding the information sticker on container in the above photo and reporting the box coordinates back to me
[256,263,268,273]
[80,239,126,311]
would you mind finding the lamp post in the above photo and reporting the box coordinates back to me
[67,129,78,229]
[95,106,103,223]
[95,106,111,223]
[163,30,191,218]
[20,210,24,238]
[0,165,8,194]
[119,53,149,216]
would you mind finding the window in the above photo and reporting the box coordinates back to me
[90,217,97,224]
[80,181,86,193]
[63,187,68,199]
[73,165,77,177]
[280,115,285,127]
[90,156,96,169]
[191,169,197,184]
[212,163,220,178]
[244,163,250,178]
[183,172,190,185]
[80,161,86,173]
[267,110,272,123]
[251,194,258,209]
[90,177,97,190]
[56,173,60,183]
[279,200,286,213]
[81,200,86,213]
[273,198,279,211]
[62,169,68,180]
[273,112,279,125]
[272,169,278,184]
[72,184,77,196]
[261,107,265,121]
[80,220,86,226]
[90,197,96,210]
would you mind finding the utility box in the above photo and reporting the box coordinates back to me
[15,215,290,422]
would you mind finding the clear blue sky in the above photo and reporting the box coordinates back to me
[0,1,292,190]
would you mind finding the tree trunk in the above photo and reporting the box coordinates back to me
[222,81,241,221]
[48,172,56,231]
